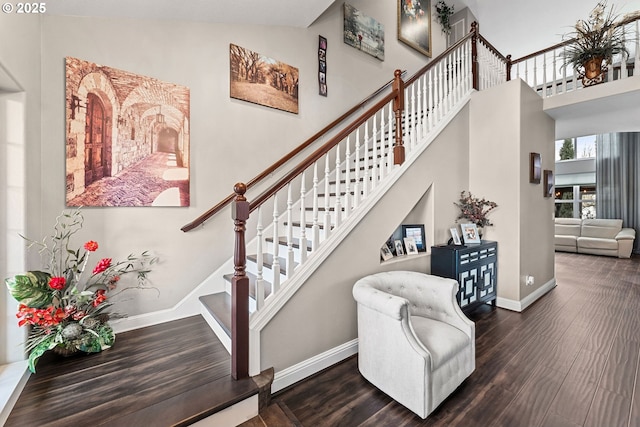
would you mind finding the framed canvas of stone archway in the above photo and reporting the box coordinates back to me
[65,57,190,207]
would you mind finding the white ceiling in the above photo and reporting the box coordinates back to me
[24,0,640,137]
[43,0,640,59]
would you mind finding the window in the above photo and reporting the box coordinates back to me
[555,135,596,161]
[554,185,596,219]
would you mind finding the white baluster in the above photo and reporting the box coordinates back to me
[428,68,434,131]
[271,194,281,294]
[421,74,428,137]
[323,154,332,239]
[371,113,378,188]
[410,83,416,148]
[379,108,387,180]
[533,56,538,91]
[542,52,547,97]
[344,137,352,217]
[633,20,640,76]
[312,161,320,251]
[552,50,557,96]
[299,171,308,264]
[378,111,386,179]
[334,142,342,227]
[255,206,265,310]
[561,47,568,93]
[286,183,294,279]
[363,121,370,198]
[444,54,450,112]
[354,128,361,208]
[387,102,394,174]
[415,79,422,143]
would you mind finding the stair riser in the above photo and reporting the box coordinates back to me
[265,240,312,263]
[246,260,289,284]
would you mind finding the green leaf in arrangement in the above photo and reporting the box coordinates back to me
[5,271,54,308]
[27,336,57,373]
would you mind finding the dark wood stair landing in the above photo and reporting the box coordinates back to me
[5,315,260,427]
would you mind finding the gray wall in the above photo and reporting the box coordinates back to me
[469,79,555,304]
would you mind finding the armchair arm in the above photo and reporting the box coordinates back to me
[353,281,408,320]
[616,228,636,241]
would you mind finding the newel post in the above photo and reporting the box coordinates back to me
[471,21,479,90]
[506,54,512,81]
[392,69,405,165]
[231,182,249,380]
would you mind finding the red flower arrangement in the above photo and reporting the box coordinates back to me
[5,209,157,373]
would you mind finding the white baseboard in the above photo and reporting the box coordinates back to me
[272,339,358,393]
[497,278,557,312]
[0,361,29,426]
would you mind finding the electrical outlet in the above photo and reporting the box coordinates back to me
[525,275,535,286]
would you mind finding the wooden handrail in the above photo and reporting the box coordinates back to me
[405,28,476,86]
[510,14,640,65]
[181,71,406,232]
[248,88,400,212]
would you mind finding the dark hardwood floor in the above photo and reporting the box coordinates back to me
[273,252,640,427]
[6,253,639,427]
[5,315,260,427]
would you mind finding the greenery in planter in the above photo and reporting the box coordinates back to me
[5,209,158,372]
[562,1,630,76]
[434,0,454,35]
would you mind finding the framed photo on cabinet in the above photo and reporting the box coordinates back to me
[460,223,481,244]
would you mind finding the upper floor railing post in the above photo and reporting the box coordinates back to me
[471,21,479,90]
[506,54,512,81]
[231,182,249,380]
[392,69,405,165]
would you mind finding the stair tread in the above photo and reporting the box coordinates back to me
[200,292,232,336]
[110,371,259,427]
[265,236,313,251]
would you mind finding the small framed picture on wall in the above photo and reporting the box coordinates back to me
[530,152,541,184]
[544,169,554,197]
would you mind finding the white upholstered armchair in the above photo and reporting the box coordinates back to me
[352,271,475,419]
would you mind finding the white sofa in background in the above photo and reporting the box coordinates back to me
[352,271,475,419]
[554,218,636,258]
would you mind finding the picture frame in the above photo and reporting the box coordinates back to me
[544,169,554,197]
[530,152,541,184]
[318,35,328,97]
[230,44,299,114]
[403,237,419,255]
[397,0,432,57]
[460,223,481,244]
[401,224,426,252]
[394,239,405,256]
[450,227,462,245]
[380,244,394,261]
[343,3,385,61]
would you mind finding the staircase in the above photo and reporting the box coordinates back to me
[197,34,480,378]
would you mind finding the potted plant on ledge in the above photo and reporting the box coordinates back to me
[562,1,630,86]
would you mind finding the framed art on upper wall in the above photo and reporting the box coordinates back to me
[343,3,385,61]
[397,0,432,57]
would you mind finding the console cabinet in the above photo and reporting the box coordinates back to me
[430,241,497,313]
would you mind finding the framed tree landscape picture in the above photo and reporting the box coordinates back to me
[398,0,432,57]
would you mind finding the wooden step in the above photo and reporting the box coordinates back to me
[200,292,232,336]
[4,316,261,427]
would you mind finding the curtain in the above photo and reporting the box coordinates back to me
[596,132,640,253]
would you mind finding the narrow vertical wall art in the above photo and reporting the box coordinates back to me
[319,35,327,96]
